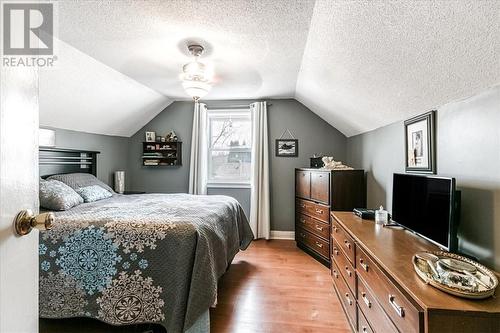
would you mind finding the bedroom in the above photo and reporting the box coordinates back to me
[0,1,499,333]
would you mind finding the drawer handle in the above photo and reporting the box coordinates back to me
[361,292,372,308]
[315,208,323,214]
[300,233,306,238]
[315,242,323,248]
[333,247,339,256]
[344,240,352,250]
[301,204,306,208]
[388,295,405,318]
[345,266,352,277]
[359,258,369,272]
[332,269,339,279]
[315,225,324,231]
[361,326,368,333]
[332,225,338,233]
[345,293,353,306]
[300,218,306,224]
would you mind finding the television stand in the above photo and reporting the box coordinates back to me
[330,211,500,333]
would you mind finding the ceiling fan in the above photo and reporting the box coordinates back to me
[180,44,214,101]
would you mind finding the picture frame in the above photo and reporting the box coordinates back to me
[275,139,298,157]
[404,110,436,173]
[145,131,155,142]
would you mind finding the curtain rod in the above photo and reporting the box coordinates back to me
[205,102,272,110]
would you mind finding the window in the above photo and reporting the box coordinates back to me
[207,109,252,185]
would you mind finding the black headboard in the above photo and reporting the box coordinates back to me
[39,147,100,178]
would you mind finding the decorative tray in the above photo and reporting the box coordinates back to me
[413,251,498,299]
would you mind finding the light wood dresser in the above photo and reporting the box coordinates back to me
[295,168,365,267]
[330,211,500,333]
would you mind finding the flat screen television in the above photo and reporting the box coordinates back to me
[392,173,460,251]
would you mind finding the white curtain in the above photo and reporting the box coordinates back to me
[188,102,208,195]
[250,102,271,239]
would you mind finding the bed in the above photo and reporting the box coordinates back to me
[38,147,254,333]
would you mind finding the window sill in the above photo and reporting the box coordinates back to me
[207,183,251,189]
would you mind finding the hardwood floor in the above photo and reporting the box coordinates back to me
[41,240,349,333]
[210,240,350,333]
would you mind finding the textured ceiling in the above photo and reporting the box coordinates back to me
[40,0,500,137]
[40,39,172,137]
[56,0,315,100]
[296,0,500,136]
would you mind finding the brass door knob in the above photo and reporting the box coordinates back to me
[15,209,54,236]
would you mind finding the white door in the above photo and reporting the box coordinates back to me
[0,66,40,331]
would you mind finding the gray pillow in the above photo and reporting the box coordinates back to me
[39,179,84,211]
[76,185,112,203]
[48,173,114,194]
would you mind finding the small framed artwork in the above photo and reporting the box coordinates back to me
[276,139,298,157]
[404,110,436,173]
[145,131,155,142]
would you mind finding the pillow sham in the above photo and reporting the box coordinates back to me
[39,179,84,211]
[76,185,113,203]
[48,173,114,194]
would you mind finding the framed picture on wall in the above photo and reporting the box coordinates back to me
[276,139,298,157]
[404,110,436,173]
[145,131,156,142]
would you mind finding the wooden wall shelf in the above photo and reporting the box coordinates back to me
[142,142,182,167]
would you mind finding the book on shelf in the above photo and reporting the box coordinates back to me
[143,159,160,166]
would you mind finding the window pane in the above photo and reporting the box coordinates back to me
[210,117,251,149]
[209,150,251,182]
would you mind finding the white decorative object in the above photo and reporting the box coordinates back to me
[114,171,125,194]
[321,156,353,170]
[375,205,389,225]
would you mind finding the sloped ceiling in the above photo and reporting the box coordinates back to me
[40,0,500,137]
[296,0,500,136]
[40,39,172,136]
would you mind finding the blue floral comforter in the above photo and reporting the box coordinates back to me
[39,193,253,332]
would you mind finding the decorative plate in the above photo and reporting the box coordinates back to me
[413,251,498,299]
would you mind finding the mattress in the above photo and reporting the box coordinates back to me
[39,193,254,333]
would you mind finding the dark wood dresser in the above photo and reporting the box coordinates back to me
[330,211,500,333]
[295,168,366,267]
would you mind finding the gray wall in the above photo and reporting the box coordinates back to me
[267,100,346,230]
[46,127,130,187]
[127,99,347,231]
[347,86,500,271]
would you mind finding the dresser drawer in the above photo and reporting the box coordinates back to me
[332,240,356,295]
[307,201,330,222]
[296,213,329,240]
[296,227,329,259]
[357,305,374,333]
[331,257,342,281]
[357,275,399,333]
[296,198,310,215]
[332,261,357,330]
[310,171,329,204]
[356,246,422,333]
[332,218,356,265]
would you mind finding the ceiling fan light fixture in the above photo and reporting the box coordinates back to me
[182,79,211,100]
[181,44,213,101]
